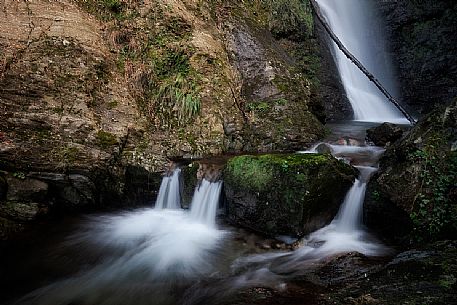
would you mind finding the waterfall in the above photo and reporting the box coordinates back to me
[333,165,377,232]
[154,168,181,210]
[317,0,408,124]
[189,179,223,227]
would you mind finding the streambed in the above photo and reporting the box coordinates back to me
[0,121,395,305]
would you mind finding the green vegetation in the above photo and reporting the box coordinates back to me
[225,153,332,191]
[12,172,26,180]
[106,4,201,128]
[150,73,201,128]
[76,0,135,21]
[96,130,118,149]
[409,146,457,241]
[246,98,288,114]
[259,0,314,38]
[225,155,274,191]
[107,100,119,109]
[52,146,80,170]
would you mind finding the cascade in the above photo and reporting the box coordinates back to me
[189,179,223,227]
[154,168,182,210]
[317,0,408,124]
[294,143,387,256]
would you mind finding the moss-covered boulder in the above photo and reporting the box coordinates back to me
[223,153,357,237]
[365,101,457,244]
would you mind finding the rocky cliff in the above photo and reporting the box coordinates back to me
[0,0,326,238]
[379,0,457,115]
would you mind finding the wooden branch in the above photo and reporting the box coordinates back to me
[309,0,416,124]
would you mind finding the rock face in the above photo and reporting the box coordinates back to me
[0,0,327,238]
[365,101,457,243]
[317,241,457,305]
[366,122,404,146]
[314,20,353,122]
[378,0,457,115]
[224,154,357,236]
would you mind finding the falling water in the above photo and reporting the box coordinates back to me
[332,165,377,232]
[13,169,229,305]
[155,168,181,210]
[317,0,408,124]
[189,179,223,227]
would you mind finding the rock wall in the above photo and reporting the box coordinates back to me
[0,0,327,238]
[378,0,457,115]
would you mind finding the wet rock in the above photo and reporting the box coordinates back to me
[378,0,457,115]
[124,166,162,206]
[33,173,96,207]
[0,175,6,200]
[224,154,357,236]
[224,15,326,151]
[315,20,353,122]
[365,101,457,243]
[366,123,403,146]
[5,176,48,203]
[314,143,331,154]
[0,202,40,222]
[319,241,457,305]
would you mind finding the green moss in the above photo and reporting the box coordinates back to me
[225,155,274,191]
[75,0,135,21]
[225,153,334,192]
[107,100,119,109]
[96,130,118,149]
[224,153,356,236]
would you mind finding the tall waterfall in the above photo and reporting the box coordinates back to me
[190,180,223,227]
[154,168,181,210]
[317,0,408,124]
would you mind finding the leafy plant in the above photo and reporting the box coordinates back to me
[150,73,201,127]
[96,130,118,149]
[12,172,26,180]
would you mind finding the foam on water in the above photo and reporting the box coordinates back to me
[17,172,227,305]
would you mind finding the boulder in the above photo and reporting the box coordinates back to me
[365,101,457,244]
[6,176,48,203]
[366,123,403,146]
[0,202,40,222]
[224,153,357,237]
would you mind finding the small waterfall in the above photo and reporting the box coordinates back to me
[189,179,223,227]
[317,0,408,124]
[333,166,377,232]
[154,168,181,210]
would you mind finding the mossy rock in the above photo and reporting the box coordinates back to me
[223,153,357,237]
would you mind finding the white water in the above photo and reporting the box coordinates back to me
[317,0,409,124]
[155,168,181,210]
[190,179,223,227]
[18,172,227,305]
[231,144,388,279]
